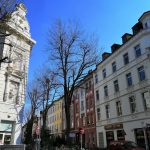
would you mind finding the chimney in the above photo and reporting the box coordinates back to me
[132,22,143,35]
[122,33,133,44]
[102,52,111,61]
[111,44,121,53]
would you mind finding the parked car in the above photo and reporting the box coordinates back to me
[108,141,145,150]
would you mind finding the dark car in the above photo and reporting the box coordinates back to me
[108,141,145,150]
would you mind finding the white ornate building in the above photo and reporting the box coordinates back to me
[94,11,150,149]
[0,4,35,144]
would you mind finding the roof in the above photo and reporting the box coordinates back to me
[138,11,150,21]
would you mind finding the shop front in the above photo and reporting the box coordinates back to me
[0,121,13,145]
[105,123,125,146]
[134,127,150,149]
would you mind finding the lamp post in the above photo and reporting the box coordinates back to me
[141,122,149,150]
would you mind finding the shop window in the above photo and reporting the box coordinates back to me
[106,131,114,146]
[134,128,146,148]
[117,130,125,141]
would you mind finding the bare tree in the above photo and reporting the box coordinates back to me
[24,82,41,145]
[34,69,58,147]
[47,20,98,142]
[37,70,58,129]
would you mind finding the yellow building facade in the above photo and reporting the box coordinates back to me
[47,97,63,137]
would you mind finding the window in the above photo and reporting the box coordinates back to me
[104,85,108,97]
[96,90,99,101]
[81,89,84,99]
[81,101,84,111]
[97,108,101,121]
[134,44,141,58]
[105,104,110,119]
[76,103,79,113]
[129,96,136,113]
[8,81,19,104]
[123,53,129,65]
[86,83,88,92]
[114,80,119,92]
[76,117,79,127]
[89,81,92,90]
[91,114,94,124]
[138,66,145,81]
[112,61,116,73]
[145,22,148,28]
[86,99,89,109]
[142,91,150,110]
[117,130,125,141]
[102,68,106,78]
[116,101,122,116]
[126,73,132,86]
[89,97,93,107]
[87,115,90,124]
[81,114,85,126]
[95,74,98,84]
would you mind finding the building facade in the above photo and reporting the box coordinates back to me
[0,4,35,144]
[78,72,97,149]
[94,11,150,149]
[47,97,63,137]
[62,72,97,149]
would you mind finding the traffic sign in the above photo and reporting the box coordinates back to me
[79,128,84,134]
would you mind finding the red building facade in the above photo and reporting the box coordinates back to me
[62,72,97,149]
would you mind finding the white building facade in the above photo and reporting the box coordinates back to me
[0,4,35,144]
[94,11,150,149]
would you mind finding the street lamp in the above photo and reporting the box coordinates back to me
[141,121,149,150]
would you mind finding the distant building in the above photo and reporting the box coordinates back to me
[0,4,35,144]
[94,11,150,149]
[47,97,63,137]
[62,72,97,149]
[78,72,97,149]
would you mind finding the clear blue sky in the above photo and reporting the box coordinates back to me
[23,0,150,82]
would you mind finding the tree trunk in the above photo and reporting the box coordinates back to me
[65,98,71,145]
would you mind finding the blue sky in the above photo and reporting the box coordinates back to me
[23,0,150,82]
